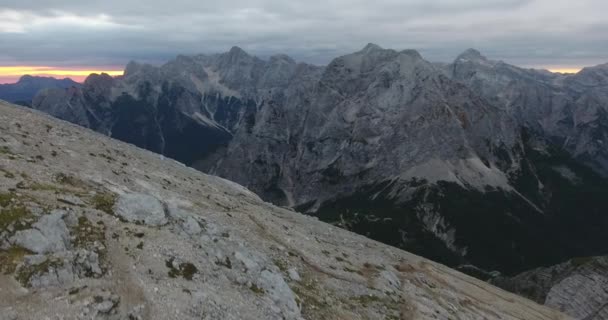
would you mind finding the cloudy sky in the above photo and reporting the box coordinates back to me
[0,0,606,82]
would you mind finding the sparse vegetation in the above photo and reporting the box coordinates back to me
[249,283,265,294]
[290,278,329,314]
[166,258,198,280]
[92,193,116,215]
[0,195,34,233]
[0,246,32,274]
[0,192,14,207]
[350,294,382,307]
[0,146,13,155]
[54,173,84,187]
[16,256,64,287]
[274,258,289,272]
[0,167,15,179]
[215,256,232,269]
[70,216,107,276]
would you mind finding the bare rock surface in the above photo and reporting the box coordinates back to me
[0,101,570,319]
[11,210,70,254]
[492,256,608,320]
[113,193,167,226]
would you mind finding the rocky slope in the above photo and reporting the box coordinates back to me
[31,45,608,277]
[0,75,80,106]
[0,100,571,319]
[492,256,608,320]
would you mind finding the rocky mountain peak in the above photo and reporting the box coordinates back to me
[124,60,143,77]
[360,42,384,53]
[399,49,424,60]
[269,53,296,65]
[226,45,251,61]
[456,48,487,62]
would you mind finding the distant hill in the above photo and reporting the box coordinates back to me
[0,75,80,105]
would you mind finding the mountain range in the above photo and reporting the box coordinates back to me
[0,75,80,105]
[0,99,570,319]
[31,44,608,281]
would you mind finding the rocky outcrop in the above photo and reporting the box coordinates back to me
[113,193,167,226]
[492,256,608,320]
[0,100,570,320]
[11,210,70,254]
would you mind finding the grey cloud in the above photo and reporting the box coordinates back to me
[0,0,606,68]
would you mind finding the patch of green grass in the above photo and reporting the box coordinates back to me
[350,294,382,307]
[274,258,289,273]
[0,200,33,232]
[0,246,32,274]
[72,216,105,249]
[25,182,75,194]
[92,193,116,215]
[0,192,14,207]
[16,256,64,287]
[71,216,107,276]
[0,146,14,155]
[291,279,329,313]
[250,283,265,294]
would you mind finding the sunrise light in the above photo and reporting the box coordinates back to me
[546,67,582,74]
[0,66,124,83]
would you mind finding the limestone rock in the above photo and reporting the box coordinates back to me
[493,256,608,320]
[113,193,167,226]
[11,210,70,254]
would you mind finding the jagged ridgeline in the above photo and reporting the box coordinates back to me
[32,44,608,276]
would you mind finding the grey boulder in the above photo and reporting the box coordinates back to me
[113,193,167,226]
[11,210,70,254]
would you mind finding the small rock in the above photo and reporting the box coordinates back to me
[287,268,301,282]
[0,308,18,320]
[57,195,85,206]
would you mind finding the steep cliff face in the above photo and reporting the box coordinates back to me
[207,44,520,204]
[0,100,571,320]
[32,45,608,276]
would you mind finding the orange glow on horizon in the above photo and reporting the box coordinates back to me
[546,67,582,74]
[0,66,124,83]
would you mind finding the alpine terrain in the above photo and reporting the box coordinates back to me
[0,100,570,319]
[32,44,608,281]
